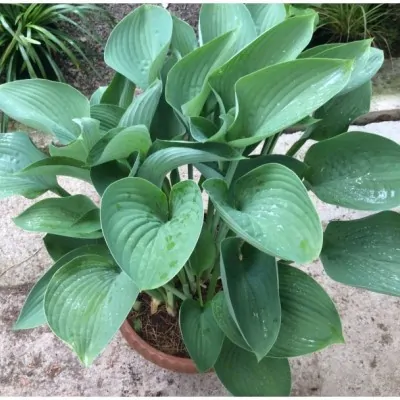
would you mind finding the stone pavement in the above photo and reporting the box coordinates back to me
[1,122,400,396]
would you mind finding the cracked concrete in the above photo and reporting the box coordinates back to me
[1,122,400,396]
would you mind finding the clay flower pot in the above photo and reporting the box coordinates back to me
[120,320,198,374]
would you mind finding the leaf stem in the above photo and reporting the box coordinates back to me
[188,164,193,180]
[206,259,220,302]
[164,283,188,301]
[185,263,196,293]
[197,278,204,307]
[286,130,310,157]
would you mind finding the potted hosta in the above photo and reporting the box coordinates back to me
[1,3,399,396]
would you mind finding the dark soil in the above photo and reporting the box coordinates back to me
[127,293,190,358]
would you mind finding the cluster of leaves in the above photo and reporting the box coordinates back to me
[0,4,398,396]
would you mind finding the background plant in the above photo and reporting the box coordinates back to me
[0,4,398,396]
[311,3,399,57]
[0,3,109,131]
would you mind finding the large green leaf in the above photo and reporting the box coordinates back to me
[14,245,108,330]
[14,195,102,238]
[321,212,400,296]
[0,132,59,199]
[44,254,139,366]
[199,4,256,53]
[43,234,105,261]
[215,339,291,396]
[209,14,315,110]
[304,132,400,211]
[269,263,344,358]
[220,238,280,360]
[306,81,371,141]
[212,292,251,352]
[87,125,152,166]
[188,225,217,276]
[233,154,307,181]
[179,299,224,372]
[90,104,125,131]
[223,59,352,147]
[104,5,173,89]
[204,163,323,263]
[171,15,197,57]
[300,40,383,95]
[137,140,243,187]
[100,72,135,109]
[18,157,91,183]
[118,79,162,129]
[101,178,203,290]
[246,4,287,34]
[90,160,130,196]
[0,79,89,144]
[166,30,237,117]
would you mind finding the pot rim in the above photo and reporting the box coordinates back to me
[120,319,199,374]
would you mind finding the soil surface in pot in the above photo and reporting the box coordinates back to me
[127,293,190,358]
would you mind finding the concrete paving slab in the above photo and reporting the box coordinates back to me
[1,121,400,396]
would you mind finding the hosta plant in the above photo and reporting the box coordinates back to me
[1,4,397,396]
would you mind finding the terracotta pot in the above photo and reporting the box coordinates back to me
[120,320,199,374]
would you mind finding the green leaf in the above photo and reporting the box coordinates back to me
[190,116,218,143]
[90,160,130,196]
[0,132,59,199]
[306,81,371,141]
[150,92,186,141]
[189,225,217,276]
[204,163,323,263]
[14,195,102,238]
[166,30,237,117]
[43,234,105,261]
[104,5,173,89]
[90,104,125,131]
[137,140,243,187]
[100,72,135,109]
[101,178,203,290]
[321,211,400,297]
[220,238,280,360]
[233,154,307,181]
[246,4,287,35]
[90,86,107,106]
[301,40,383,95]
[199,4,256,53]
[18,157,91,183]
[268,263,344,358]
[73,118,103,154]
[0,79,89,144]
[87,125,152,167]
[304,131,400,211]
[224,59,353,147]
[208,14,316,111]
[118,79,162,129]
[44,254,139,366]
[171,15,197,57]
[49,134,90,164]
[215,339,291,396]
[14,244,107,330]
[212,291,251,351]
[179,299,224,372]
